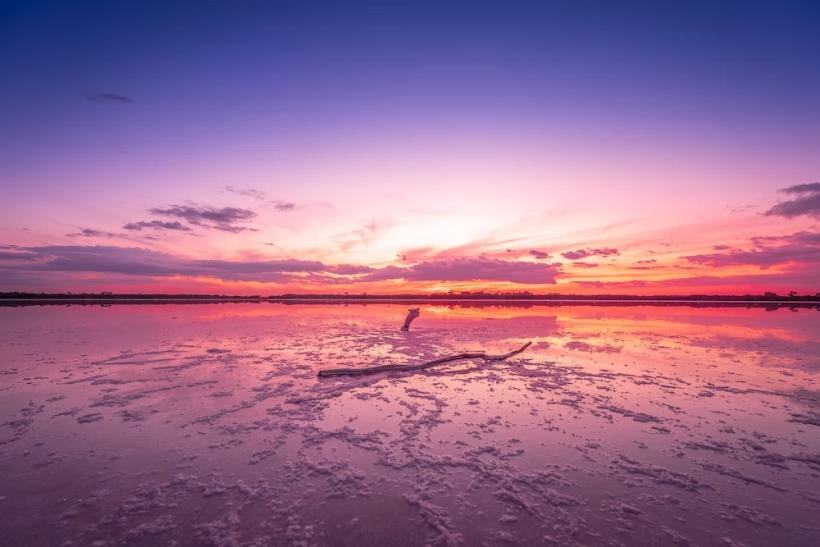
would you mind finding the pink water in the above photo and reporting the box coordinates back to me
[1,303,818,546]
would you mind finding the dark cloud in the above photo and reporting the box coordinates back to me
[365,257,559,284]
[684,230,820,269]
[572,261,599,268]
[187,258,330,281]
[764,182,820,219]
[123,220,192,232]
[636,258,657,264]
[149,205,257,233]
[271,200,296,212]
[67,228,119,238]
[780,182,820,194]
[88,92,133,104]
[0,251,38,261]
[529,250,550,260]
[0,245,367,283]
[561,247,619,260]
[0,245,562,286]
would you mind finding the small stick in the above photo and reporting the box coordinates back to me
[400,308,420,331]
[318,341,532,378]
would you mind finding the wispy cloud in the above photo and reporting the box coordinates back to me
[87,92,133,104]
[66,228,119,238]
[271,200,295,212]
[225,187,296,212]
[338,220,391,251]
[225,186,266,200]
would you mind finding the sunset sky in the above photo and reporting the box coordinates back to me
[1,1,819,295]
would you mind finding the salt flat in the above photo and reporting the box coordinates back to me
[1,303,818,546]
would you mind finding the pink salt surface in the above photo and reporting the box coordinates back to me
[0,303,819,546]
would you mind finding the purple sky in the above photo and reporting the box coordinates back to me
[1,1,819,294]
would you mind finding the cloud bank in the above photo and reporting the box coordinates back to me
[0,246,559,286]
[685,230,820,269]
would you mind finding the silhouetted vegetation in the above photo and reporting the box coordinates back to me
[1,290,819,310]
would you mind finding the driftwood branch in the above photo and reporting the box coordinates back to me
[318,341,532,378]
[400,308,420,331]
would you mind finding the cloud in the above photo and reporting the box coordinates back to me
[561,247,619,260]
[0,250,38,261]
[225,186,266,200]
[123,220,192,232]
[365,257,559,284]
[399,247,435,263]
[224,187,296,212]
[574,270,820,293]
[780,182,820,194]
[271,200,295,212]
[149,205,257,233]
[88,92,133,104]
[764,182,820,219]
[187,258,333,281]
[684,230,820,269]
[5,246,557,286]
[571,261,599,268]
[67,228,119,238]
[325,264,375,275]
[338,220,391,251]
[0,245,373,283]
[529,250,551,260]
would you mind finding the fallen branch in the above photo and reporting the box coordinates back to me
[318,341,532,378]
[400,308,420,331]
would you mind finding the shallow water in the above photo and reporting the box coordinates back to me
[1,303,818,546]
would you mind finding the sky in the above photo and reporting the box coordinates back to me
[1,0,819,295]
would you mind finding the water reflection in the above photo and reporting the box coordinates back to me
[0,303,818,546]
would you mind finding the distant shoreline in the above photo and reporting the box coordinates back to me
[1,294,819,308]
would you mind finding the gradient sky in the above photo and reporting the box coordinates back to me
[1,0,819,295]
